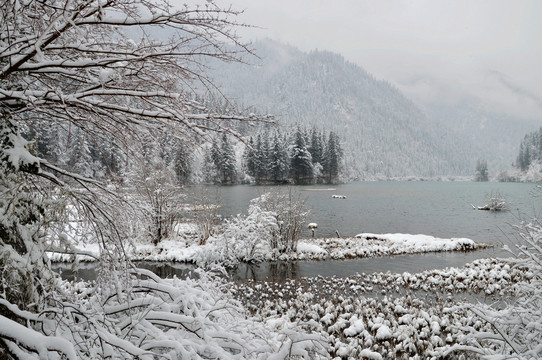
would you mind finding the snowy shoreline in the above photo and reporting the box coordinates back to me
[48,232,490,264]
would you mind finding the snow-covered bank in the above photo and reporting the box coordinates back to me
[279,233,487,261]
[48,232,488,265]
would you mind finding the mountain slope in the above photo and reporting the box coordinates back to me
[210,40,482,179]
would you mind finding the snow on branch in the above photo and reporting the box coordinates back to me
[0,315,77,360]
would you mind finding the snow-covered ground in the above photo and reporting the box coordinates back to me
[278,233,487,261]
[48,226,488,265]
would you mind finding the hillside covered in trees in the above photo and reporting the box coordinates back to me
[508,126,542,183]
[516,126,542,172]
[209,39,537,179]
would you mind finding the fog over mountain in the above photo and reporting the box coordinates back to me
[208,40,538,179]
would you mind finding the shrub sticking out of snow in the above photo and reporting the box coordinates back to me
[375,325,393,340]
[359,349,383,359]
[230,255,531,358]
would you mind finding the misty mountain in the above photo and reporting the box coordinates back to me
[422,100,540,173]
[207,39,530,179]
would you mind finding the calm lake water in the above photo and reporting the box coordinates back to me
[56,181,540,281]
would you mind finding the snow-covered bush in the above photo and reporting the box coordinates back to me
[473,191,509,211]
[1,267,328,359]
[0,171,57,310]
[446,218,542,358]
[194,190,309,266]
[521,160,542,182]
[191,187,221,245]
[253,189,309,254]
[218,201,278,262]
[195,194,278,266]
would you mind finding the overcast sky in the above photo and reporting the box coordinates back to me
[227,0,542,120]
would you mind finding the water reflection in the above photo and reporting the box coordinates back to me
[134,262,198,279]
[52,262,98,282]
[52,249,501,283]
[233,262,300,281]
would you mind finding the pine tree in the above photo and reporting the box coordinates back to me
[173,142,192,184]
[243,136,257,179]
[474,159,489,181]
[67,128,94,178]
[322,131,342,184]
[309,127,323,165]
[289,128,313,184]
[203,140,221,183]
[269,130,289,183]
[254,134,268,182]
[220,133,237,184]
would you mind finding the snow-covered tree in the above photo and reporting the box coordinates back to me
[474,158,489,182]
[203,139,221,183]
[173,141,192,184]
[130,147,182,246]
[254,189,310,253]
[220,133,237,184]
[269,130,289,183]
[290,127,314,184]
[243,136,257,179]
[309,126,324,165]
[0,0,278,357]
[322,131,342,184]
[254,133,269,182]
[515,127,542,172]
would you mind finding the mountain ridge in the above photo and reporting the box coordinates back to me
[210,39,476,179]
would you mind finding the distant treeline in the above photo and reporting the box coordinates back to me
[516,126,542,171]
[203,126,343,185]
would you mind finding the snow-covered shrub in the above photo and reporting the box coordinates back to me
[0,172,56,310]
[252,189,309,254]
[195,195,278,266]
[521,160,542,182]
[220,202,278,261]
[194,190,308,266]
[1,267,328,359]
[446,218,542,358]
[0,119,67,312]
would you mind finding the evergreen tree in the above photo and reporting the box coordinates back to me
[474,159,489,181]
[203,140,221,183]
[308,127,323,165]
[289,128,313,184]
[173,142,192,184]
[243,136,257,179]
[220,133,237,184]
[322,131,342,184]
[67,128,94,178]
[203,148,218,184]
[254,134,268,182]
[269,130,289,183]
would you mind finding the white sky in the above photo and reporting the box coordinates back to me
[225,0,542,119]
